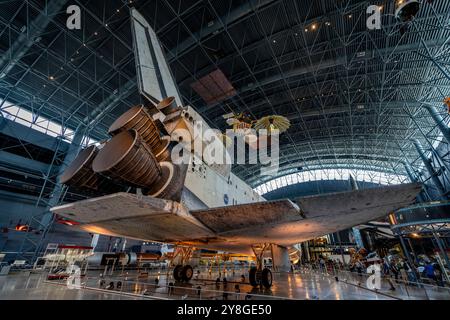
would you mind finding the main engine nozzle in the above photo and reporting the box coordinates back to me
[92,129,162,189]
[109,105,170,161]
[60,145,123,195]
[157,96,179,116]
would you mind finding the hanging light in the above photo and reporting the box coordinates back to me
[15,224,30,232]
[395,0,420,23]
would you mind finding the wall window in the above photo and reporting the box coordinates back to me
[1,100,98,147]
[254,168,409,195]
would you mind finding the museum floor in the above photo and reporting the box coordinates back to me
[1,267,449,300]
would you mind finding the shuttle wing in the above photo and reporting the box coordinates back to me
[52,183,420,255]
[130,8,183,106]
[190,199,302,234]
[51,193,215,242]
[191,183,421,248]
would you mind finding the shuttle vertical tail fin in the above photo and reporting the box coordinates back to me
[130,8,183,107]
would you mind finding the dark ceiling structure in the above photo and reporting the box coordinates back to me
[1,0,450,189]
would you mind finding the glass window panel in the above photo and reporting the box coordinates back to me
[1,100,97,150]
[3,104,19,117]
[15,118,30,126]
[31,123,47,133]
[47,121,62,135]
[46,130,58,137]
[16,108,33,123]
[254,169,408,195]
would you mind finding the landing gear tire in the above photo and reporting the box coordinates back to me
[181,265,193,281]
[248,267,272,288]
[173,264,183,281]
[261,268,272,288]
[249,267,258,287]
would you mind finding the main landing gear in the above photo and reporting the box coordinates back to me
[169,246,195,283]
[248,266,273,288]
[249,244,273,289]
[173,264,194,282]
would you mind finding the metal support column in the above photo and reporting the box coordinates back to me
[407,238,419,264]
[335,232,347,267]
[39,127,84,227]
[17,127,85,260]
[431,230,450,272]
[412,139,447,198]
[398,235,420,281]
[348,175,365,247]
[423,105,450,144]
[302,241,310,262]
[402,160,426,202]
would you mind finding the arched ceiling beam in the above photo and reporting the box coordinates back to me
[175,2,446,86]
[167,0,280,61]
[197,39,449,112]
[209,100,441,125]
[0,0,69,79]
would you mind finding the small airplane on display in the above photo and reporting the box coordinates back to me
[51,8,422,289]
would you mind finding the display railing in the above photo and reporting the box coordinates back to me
[297,264,450,300]
[44,275,295,300]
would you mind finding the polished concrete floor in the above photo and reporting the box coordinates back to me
[0,272,139,300]
[3,267,446,300]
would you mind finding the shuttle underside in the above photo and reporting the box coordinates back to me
[52,183,421,255]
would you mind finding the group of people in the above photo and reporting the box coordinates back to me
[376,256,445,287]
[308,257,344,273]
[307,253,447,288]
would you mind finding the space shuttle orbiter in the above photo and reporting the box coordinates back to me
[52,8,421,288]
